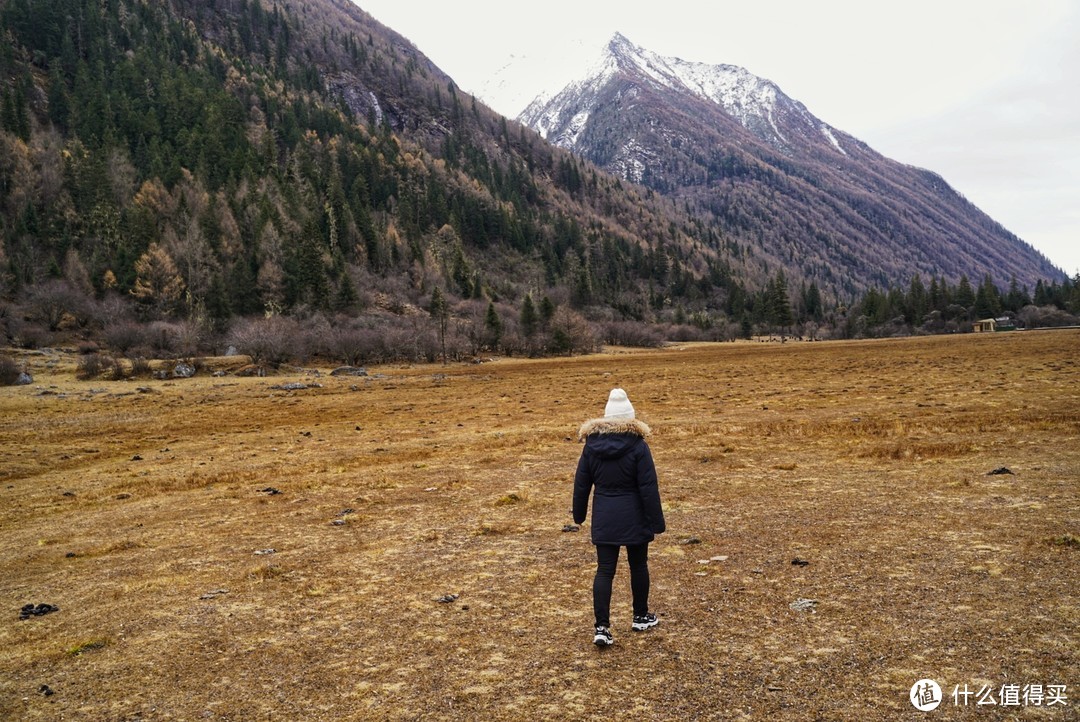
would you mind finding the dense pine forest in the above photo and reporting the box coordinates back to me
[0,0,1076,376]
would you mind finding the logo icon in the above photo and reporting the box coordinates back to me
[911,679,943,711]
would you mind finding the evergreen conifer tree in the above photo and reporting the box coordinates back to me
[520,294,538,337]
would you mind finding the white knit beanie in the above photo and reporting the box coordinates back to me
[604,388,635,420]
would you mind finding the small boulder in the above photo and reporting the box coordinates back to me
[173,363,195,378]
[19,603,59,620]
[15,372,33,386]
[330,366,368,377]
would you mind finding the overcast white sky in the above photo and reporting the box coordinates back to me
[356,0,1080,279]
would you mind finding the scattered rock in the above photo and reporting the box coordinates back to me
[253,549,276,556]
[679,537,702,545]
[436,593,459,603]
[562,524,580,533]
[115,493,131,500]
[330,519,346,526]
[710,555,729,562]
[330,366,368,377]
[62,491,76,497]
[38,684,54,697]
[15,371,33,385]
[173,363,195,378]
[135,386,157,394]
[199,589,228,600]
[19,603,59,620]
[212,370,227,377]
[337,508,354,517]
[271,381,322,391]
[791,557,810,567]
[259,487,282,495]
[987,467,1014,476]
[789,598,818,613]
[131,454,143,461]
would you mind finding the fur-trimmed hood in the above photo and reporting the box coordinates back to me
[578,417,652,441]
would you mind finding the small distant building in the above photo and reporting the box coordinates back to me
[972,317,1017,333]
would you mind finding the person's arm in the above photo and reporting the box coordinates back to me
[572,449,593,525]
[636,443,665,534]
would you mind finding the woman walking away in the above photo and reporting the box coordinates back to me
[573,388,665,647]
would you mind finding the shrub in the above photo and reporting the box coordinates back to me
[548,307,598,355]
[664,325,699,343]
[129,356,152,378]
[24,279,92,331]
[76,353,117,380]
[147,321,182,357]
[14,324,50,349]
[326,325,382,366]
[0,356,21,385]
[1018,305,1078,329]
[103,321,149,354]
[226,316,301,366]
[601,321,666,348]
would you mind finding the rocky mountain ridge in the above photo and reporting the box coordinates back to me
[519,33,1064,295]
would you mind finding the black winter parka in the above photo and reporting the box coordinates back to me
[573,418,665,545]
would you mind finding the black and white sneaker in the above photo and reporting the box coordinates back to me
[593,625,613,646]
[632,612,659,631]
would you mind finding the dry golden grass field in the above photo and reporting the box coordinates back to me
[1,330,1077,721]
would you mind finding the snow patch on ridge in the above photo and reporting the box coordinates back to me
[820,124,847,155]
[369,92,383,126]
[556,109,592,148]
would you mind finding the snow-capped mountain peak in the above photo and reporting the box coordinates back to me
[520,33,841,154]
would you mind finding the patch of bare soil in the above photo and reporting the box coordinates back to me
[1,331,1077,720]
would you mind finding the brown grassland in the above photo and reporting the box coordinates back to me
[1,330,1077,721]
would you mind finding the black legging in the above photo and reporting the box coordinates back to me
[593,542,650,627]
